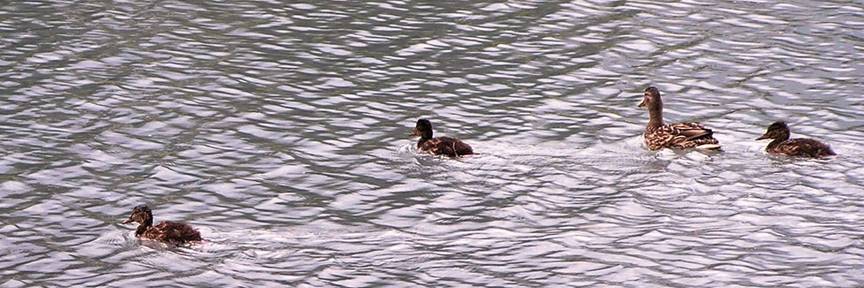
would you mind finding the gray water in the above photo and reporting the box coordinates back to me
[1,1,863,287]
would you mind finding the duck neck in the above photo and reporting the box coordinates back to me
[646,104,664,129]
[417,130,433,146]
[136,216,153,236]
[766,131,790,150]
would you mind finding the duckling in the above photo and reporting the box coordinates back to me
[410,118,473,157]
[638,87,721,151]
[122,204,202,245]
[756,121,836,158]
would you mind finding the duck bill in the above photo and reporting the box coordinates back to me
[122,216,134,224]
[409,128,420,137]
[638,98,647,108]
[755,134,770,140]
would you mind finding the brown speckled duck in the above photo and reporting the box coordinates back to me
[756,121,836,158]
[123,205,202,245]
[638,87,721,151]
[410,118,473,157]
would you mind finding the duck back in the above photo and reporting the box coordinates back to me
[771,138,835,158]
[419,137,473,157]
[143,221,202,244]
[645,122,720,150]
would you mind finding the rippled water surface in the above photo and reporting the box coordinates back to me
[2,0,864,287]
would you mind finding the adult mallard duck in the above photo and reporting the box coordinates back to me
[756,121,836,158]
[410,118,473,157]
[122,205,202,245]
[638,86,721,151]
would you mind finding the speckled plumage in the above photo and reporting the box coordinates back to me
[643,122,720,150]
[411,119,473,157]
[756,121,835,158]
[639,87,721,151]
[123,205,202,245]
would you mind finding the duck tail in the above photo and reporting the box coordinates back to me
[695,144,722,150]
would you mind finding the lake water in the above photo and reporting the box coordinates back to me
[1,1,863,287]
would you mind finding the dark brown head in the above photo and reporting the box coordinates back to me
[410,118,433,140]
[638,86,662,109]
[122,204,153,225]
[756,121,790,141]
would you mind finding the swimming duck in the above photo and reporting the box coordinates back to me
[638,87,721,151]
[410,118,473,157]
[122,204,202,245]
[756,121,836,158]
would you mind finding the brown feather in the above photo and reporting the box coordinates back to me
[758,121,836,158]
[639,87,721,151]
[418,136,473,157]
[142,221,202,244]
[124,205,203,245]
[768,138,836,158]
[412,119,473,157]
[644,122,720,150]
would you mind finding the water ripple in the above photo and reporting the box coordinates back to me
[1,0,863,287]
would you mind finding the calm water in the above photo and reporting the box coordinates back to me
[1,1,863,287]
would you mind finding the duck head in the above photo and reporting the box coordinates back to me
[123,204,153,226]
[410,119,434,140]
[638,86,662,109]
[756,121,790,141]
[639,87,665,127]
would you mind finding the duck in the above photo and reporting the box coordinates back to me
[122,204,202,245]
[756,121,836,158]
[410,118,473,157]
[638,86,721,151]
